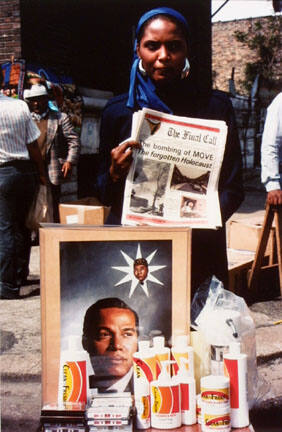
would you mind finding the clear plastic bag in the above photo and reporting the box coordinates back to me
[26,184,53,230]
[191,276,272,408]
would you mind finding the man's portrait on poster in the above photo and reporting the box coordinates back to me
[82,297,139,392]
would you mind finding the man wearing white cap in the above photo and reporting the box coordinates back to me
[0,68,46,299]
[24,83,80,221]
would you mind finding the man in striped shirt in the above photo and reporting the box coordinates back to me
[0,67,46,299]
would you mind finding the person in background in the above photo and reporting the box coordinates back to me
[82,297,139,392]
[0,68,46,299]
[96,7,244,296]
[24,84,80,222]
[261,92,282,205]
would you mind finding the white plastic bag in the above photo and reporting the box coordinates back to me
[191,276,271,408]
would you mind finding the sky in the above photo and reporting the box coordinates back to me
[212,0,276,22]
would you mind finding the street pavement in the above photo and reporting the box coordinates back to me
[1,181,281,431]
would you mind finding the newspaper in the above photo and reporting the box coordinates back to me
[122,108,227,228]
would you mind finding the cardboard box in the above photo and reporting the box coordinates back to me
[228,259,254,297]
[227,248,254,297]
[59,197,110,225]
[227,216,275,254]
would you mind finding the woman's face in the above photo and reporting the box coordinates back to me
[137,17,188,86]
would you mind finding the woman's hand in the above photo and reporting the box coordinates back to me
[109,140,141,182]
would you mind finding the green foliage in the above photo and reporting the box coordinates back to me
[234,16,281,92]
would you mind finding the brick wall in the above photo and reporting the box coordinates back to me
[0,0,21,64]
[212,16,280,95]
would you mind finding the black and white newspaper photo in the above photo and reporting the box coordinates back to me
[122,108,227,228]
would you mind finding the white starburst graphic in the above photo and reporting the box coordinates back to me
[112,244,166,298]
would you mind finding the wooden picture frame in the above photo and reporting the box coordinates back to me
[40,225,191,404]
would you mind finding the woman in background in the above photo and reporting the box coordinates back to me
[97,7,244,295]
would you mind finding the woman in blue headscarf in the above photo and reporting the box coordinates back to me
[97,7,244,294]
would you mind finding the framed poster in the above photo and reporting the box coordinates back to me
[40,225,191,404]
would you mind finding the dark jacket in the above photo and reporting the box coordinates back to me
[97,87,244,293]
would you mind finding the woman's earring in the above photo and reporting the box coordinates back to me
[181,58,190,79]
[138,59,147,76]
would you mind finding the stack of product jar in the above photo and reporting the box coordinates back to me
[199,341,249,431]
[200,374,231,431]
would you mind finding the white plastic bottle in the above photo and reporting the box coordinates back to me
[171,334,194,378]
[176,358,196,425]
[152,336,170,378]
[58,335,89,404]
[133,340,154,429]
[150,360,181,429]
[223,342,249,428]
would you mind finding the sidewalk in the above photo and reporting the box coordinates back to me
[1,176,281,431]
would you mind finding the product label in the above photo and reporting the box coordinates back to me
[201,387,229,404]
[197,406,202,423]
[155,352,170,378]
[203,412,231,430]
[63,360,87,403]
[142,395,150,419]
[180,383,189,410]
[135,394,151,423]
[133,356,154,382]
[171,351,189,375]
[151,385,180,414]
[89,419,128,426]
[224,358,239,408]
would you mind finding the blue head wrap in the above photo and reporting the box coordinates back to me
[126,7,189,112]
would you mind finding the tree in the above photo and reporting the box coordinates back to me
[234,16,281,93]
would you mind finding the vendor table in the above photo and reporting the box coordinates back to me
[145,426,254,432]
